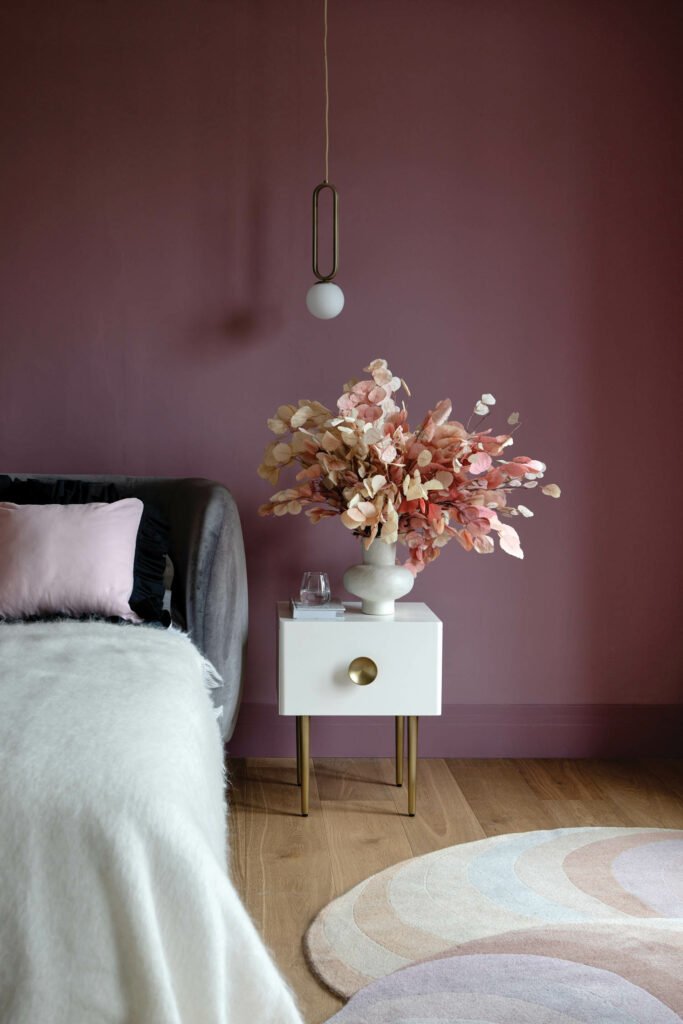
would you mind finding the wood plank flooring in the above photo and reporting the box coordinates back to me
[227,757,683,1024]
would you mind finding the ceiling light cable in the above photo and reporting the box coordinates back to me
[323,0,329,183]
[306,0,345,318]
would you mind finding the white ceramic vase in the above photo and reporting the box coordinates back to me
[343,539,414,615]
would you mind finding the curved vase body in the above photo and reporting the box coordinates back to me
[343,540,414,615]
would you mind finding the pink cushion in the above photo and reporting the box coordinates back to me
[0,499,144,622]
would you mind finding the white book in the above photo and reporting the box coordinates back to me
[291,599,345,619]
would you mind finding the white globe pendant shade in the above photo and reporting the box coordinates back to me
[306,281,345,319]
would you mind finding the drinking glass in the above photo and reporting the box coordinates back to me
[299,570,331,605]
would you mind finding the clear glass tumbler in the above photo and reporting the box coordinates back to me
[299,570,331,606]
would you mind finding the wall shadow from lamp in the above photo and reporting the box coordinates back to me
[184,183,284,353]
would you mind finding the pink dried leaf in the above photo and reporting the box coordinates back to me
[296,464,322,481]
[468,452,493,475]
[307,508,338,523]
[337,393,359,412]
[431,399,453,426]
[454,529,474,552]
[356,404,383,423]
[503,462,527,478]
[497,523,524,559]
[378,443,397,463]
[420,417,436,443]
[341,508,365,527]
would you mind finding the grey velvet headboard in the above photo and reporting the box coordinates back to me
[9,475,247,742]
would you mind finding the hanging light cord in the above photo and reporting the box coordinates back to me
[323,0,329,183]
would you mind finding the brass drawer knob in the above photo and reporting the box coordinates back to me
[348,656,378,686]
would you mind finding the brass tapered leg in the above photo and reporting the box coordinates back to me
[296,716,302,786]
[395,716,404,786]
[300,715,310,816]
[407,716,418,816]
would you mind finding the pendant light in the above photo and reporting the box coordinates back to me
[306,0,344,319]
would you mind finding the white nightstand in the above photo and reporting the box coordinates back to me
[277,601,442,816]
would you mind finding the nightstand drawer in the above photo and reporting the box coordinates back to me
[278,608,442,716]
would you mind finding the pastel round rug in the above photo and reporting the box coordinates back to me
[305,827,683,1001]
[325,924,683,1023]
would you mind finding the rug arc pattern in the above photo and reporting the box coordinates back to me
[305,826,683,1018]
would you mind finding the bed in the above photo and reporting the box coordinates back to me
[0,476,302,1024]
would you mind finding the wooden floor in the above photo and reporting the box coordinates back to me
[227,757,683,1024]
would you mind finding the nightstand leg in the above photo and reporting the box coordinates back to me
[300,715,310,816]
[296,716,302,786]
[407,715,418,816]
[395,716,404,786]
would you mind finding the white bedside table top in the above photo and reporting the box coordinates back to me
[277,601,441,624]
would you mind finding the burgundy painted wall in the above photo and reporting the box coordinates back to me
[1,1,681,755]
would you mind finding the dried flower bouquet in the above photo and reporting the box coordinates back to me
[258,359,560,574]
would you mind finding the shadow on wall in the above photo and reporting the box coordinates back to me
[189,187,286,351]
[180,0,296,354]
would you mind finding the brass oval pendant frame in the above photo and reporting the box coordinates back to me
[312,181,339,282]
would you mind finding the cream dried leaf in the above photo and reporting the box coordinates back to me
[272,443,292,464]
[290,406,312,429]
[541,483,561,498]
[267,417,288,435]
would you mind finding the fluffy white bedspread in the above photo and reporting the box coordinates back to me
[0,620,301,1024]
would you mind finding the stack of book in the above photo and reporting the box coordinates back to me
[291,599,345,620]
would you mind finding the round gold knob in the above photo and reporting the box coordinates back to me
[348,656,378,686]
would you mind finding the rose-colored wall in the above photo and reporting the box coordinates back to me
[1,1,681,755]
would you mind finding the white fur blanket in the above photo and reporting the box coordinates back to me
[0,621,301,1024]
